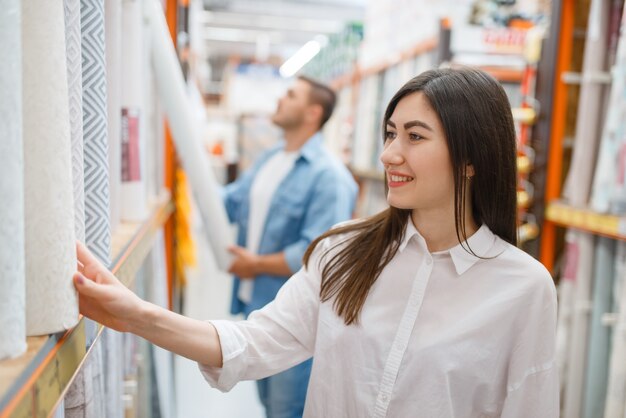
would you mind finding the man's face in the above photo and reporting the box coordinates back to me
[271,79,312,130]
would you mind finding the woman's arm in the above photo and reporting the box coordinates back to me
[74,242,223,367]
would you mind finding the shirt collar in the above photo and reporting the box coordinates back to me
[298,132,324,162]
[399,221,503,275]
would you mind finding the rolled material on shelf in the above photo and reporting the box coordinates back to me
[605,242,626,418]
[556,231,577,390]
[102,328,124,418]
[81,0,111,265]
[562,0,611,206]
[64,342,106,418]
[591,6,626,214]
[583,237,617,418]
[145,0,234,271]
[120,0,148,222]
[0,0,26,359]
[561,1,611,416]
[147,231,175,418]
[22,0,79,336]
[563,232,596,417]
[64,0,85,242]
[106,0,122,232]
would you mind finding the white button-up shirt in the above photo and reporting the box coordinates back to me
[200,221,559,417]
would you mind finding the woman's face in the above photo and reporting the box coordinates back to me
[380,92,456,213]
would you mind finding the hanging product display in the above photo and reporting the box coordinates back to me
[147,231,175,418]
[591,5,626,216]
[22,0,79,336]
[81,0,112,265]
[556,231,579,389]
[106,0,123,232]
[120,0,148,222]
[64,343,106,418]
[65,0,85,243]
[0,0,26,360]
[102,328,124,418]
[604,241,626,418]
[62,2,97,414]
[560,1,611,415]
[583,237,617,418]
[145,0,234,271]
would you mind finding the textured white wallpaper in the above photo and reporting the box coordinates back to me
[23,0,79,336]
[0,0,26,359]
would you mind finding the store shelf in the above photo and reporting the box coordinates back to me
[0,191,174,418]
[518,222,540,244]
[545,200,626,241]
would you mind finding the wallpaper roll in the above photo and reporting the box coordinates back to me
[65,0,85,242]
[591,6,626,214]
[62,0,93,414]
[103,328,124,418]
[81,0,111,265]
[148,231,175,418]
[67,338,106,418]
[145,0,234,271]
[562,0,610,206]
[582,237,616,418]
[0,0,26,359]
[555,231,577,390]
[561,1,611,415]
[120,0,148,222]
[106,0,122,232]
[22,0,79,336]
[563,232,596,417]
[143,20,161,201]
[605,242,626,418]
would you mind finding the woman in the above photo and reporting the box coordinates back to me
[75,67,558,417]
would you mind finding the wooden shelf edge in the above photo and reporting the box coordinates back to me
[545,200,626,241]
[0,191,174,418]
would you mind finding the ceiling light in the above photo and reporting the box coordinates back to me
[279,35,327,78]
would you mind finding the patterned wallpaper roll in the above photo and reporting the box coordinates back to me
[23,0,79,336]
[0,0,26,359]
[81,0,111,265]
[65,0,85,242]
[106,0,122,232]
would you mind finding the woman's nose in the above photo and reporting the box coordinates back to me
[380,142,404,166]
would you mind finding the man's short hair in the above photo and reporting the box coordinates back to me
[298,75,337,129]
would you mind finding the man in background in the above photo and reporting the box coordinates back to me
[223,76,358,418]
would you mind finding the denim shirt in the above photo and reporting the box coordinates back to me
[223,133,358,316]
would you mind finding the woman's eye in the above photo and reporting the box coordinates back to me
[384,131,396,141]
[409,133,423,141]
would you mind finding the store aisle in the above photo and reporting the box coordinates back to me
[175,216,264,418]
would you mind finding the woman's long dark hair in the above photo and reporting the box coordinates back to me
[304,67,518,325]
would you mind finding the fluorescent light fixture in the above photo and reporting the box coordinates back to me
[279,35,327,78]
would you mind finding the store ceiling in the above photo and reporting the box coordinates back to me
[199,0,365,93]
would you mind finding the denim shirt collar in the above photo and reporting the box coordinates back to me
[298,132,324,162]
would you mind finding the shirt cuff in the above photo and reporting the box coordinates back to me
[197,320,248,392]
[284,241,306,274]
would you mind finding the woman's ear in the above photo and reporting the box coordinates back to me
[465,164,475,178]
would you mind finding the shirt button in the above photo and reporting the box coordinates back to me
[382,394,389,402]
[425,258,432,265]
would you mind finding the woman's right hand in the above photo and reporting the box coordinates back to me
[73,241,145,333]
